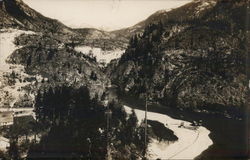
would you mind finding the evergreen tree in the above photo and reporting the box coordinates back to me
[27,55,32,66]
[90,71,97,81]
[8,140,20,160]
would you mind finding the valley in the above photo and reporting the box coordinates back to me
[0,0,249,159]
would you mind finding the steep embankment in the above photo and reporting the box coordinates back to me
[109,0,248,118]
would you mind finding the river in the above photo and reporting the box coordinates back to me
[120,95,248,159]
[124,105,213,160]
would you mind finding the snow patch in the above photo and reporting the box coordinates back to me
[0,136,9,152]
[0,28,38,108]
[74,46,124,65]
[0,29,33,72]
[124,105,213,159]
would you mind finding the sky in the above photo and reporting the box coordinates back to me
[23,0,191,31]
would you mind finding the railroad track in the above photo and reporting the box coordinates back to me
[167,129,200,159]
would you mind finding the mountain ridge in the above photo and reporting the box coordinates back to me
[0,0,73,34]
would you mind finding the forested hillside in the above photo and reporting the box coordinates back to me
[109,0,248,118]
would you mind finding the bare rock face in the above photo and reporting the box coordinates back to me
[109,0,248,118]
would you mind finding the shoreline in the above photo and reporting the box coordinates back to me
[124,105,213,159]
[120,95,248,159]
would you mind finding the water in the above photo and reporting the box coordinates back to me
[120,95,248,159]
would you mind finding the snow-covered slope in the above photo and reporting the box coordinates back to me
[0,29,34,72]
[75,46,124,65]
[0,28,40,108]
[124,105,213,160]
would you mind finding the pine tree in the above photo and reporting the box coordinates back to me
[90,71,97,81]
[27,55,32,66]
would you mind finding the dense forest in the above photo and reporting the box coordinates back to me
[109,0,248,118]
[25,86,146,159]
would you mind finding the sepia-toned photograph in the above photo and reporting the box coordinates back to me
[0,0,249,159]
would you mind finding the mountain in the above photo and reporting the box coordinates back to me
[111,9,170,40]
[0,1,148,159]
[1,0,248,122]
[0,0,74,34]
[108,0,248,118]
[0,0,111,109]
[0,0,128,50]
[0,0,249,159]
[111,0,213,41]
